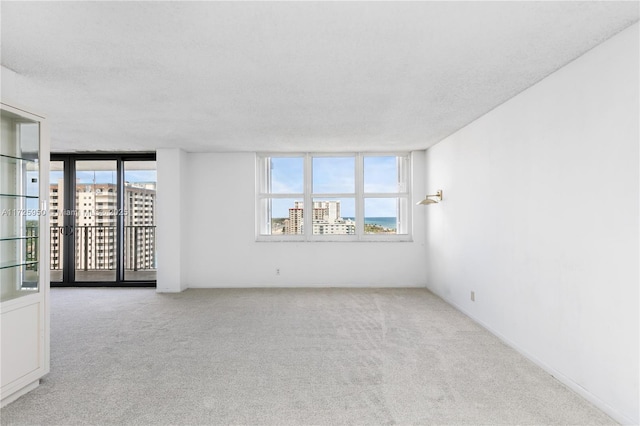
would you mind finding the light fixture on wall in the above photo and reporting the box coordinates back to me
[417,190,443,205]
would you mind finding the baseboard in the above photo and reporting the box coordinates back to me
[185,282,428,289]
[431,290,635,425]
[156,287,185,293]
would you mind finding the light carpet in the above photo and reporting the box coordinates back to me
[1,288,615,425]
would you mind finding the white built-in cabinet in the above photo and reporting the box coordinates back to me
[0,103,50,407]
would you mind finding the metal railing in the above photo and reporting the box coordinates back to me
[25,226,39,270]
[49,225,156,272]
[124,226,156,271]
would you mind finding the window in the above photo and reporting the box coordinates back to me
[257,153,411,241]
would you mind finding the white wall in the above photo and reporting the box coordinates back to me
[157,148,188,292]
[424,23,639,424]
[159,151,427,288]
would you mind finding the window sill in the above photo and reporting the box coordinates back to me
[256,236,413,243]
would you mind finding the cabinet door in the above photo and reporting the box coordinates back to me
[1,301,41,388]
[1,110,41,302]
[0,103,49,407]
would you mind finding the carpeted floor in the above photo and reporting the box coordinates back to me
[1,288,615,425]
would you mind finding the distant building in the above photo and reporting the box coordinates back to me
[49,179,64,270]
[287,201,304,235]
[123,182,156,271]
[49,181,156,271]
[285,200,355,235]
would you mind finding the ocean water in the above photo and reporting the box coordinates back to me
[344,217,397,229]
[365,217,396,229]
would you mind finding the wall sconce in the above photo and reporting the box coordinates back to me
[417,190,443,205]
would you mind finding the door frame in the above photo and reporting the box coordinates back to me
[50,153,156,287]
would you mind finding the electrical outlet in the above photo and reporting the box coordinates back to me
[276,268,280,275]
[471,291,475,302]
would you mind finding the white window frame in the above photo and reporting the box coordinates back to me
[256,152,412,242]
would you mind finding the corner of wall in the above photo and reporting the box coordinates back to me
[156,148,187,293]
[179,149,189,291]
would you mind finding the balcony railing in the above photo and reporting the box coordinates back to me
[124,226,156,272]
[48,226,157,275]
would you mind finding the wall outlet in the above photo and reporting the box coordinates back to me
[471,291,475,302]
[276,268,280,275]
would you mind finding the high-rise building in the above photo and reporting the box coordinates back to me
[284,201,354,235]
[49,178,64,270]
[286,202,304,235]
[123,182,156,271]
[49,181,156,272]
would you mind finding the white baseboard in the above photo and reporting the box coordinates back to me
[1,379,40,408]
[432,290,635,425]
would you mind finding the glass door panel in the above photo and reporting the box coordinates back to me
[123,161,156,281]
[75,160,117,282]
[50,154,155,286]
[49,161,64,282]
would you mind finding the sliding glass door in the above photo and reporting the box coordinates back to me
[50,154,156,286]
[123,161,157,281]
[75,160,118,282]
[50,160,65,283]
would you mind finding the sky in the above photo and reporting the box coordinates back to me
[48,169,156,188]
[39,158,398,219]
[75,170,157,185]
[43,168,156,216]
[270,156,402,218]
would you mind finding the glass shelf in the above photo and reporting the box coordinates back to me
[0,193,39,198]
[0,236,39,242]
[0,260,39,270]
[0,153,39,198]
[1,107,42,303]
[0,153,38,163]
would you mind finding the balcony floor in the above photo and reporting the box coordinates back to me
[50,270,156,283]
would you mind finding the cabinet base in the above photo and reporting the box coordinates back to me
[1,379,40,408]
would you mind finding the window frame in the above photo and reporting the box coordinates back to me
[256,152,412,242]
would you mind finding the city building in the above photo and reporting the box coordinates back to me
[49,178,64,270]
[282,201,355,235]
[49,181,156,273]
[310,201,355,235]
[285,202,303,235]
[284,201,355,235]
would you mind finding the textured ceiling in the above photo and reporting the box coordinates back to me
[1,1,638,153]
